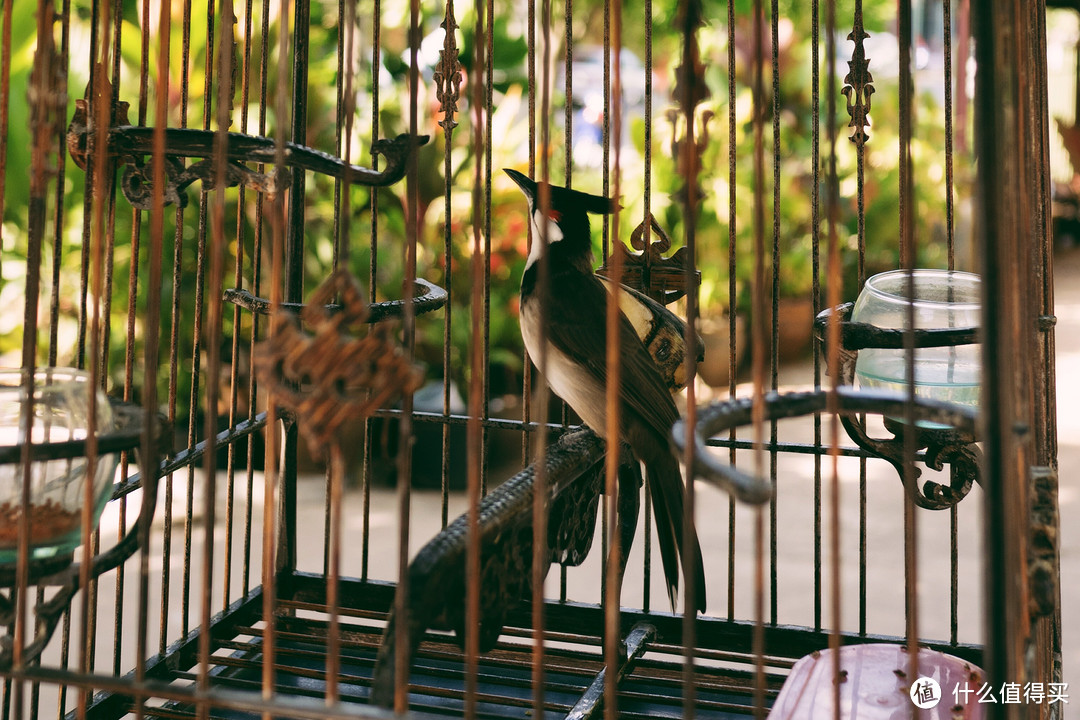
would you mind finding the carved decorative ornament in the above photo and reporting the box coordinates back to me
[253,270,424,456]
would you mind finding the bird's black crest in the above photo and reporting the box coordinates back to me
[504,168,616,216]
[572,187,617,215]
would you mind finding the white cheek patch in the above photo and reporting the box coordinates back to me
[525,208,565,271]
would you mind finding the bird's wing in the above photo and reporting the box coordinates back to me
[546,271,681,435]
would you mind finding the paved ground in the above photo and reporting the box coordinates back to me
[1052,245,1080,691]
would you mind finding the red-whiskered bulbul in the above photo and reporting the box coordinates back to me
[505,167,706,613]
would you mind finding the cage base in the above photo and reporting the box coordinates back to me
[75,572,981,720]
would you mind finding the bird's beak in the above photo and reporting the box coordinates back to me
[503,168,536,200]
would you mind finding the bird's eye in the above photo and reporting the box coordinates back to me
[656,338,671,361]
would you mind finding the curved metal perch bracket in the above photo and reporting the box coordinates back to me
[224,278,448,324]
[813,305,981,510]
[0,401,170,670]
[676,388,979,511]
[67,91,428,210]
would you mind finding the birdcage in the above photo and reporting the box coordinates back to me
[0,0,1062,717]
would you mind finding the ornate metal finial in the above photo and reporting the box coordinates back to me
[841,3,874,147]
[253,269,424,456]
[671,0,709,113]
[597,214,699,306]
[66,71,131,172]
[433,0,464,132]
[670,0,711,213]
[666,109,713,212]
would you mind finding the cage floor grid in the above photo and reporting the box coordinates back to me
[106,595,784,719]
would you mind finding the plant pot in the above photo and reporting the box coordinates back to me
[776,296,816,361]
[697,315,747,388]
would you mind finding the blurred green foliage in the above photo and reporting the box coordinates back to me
[0,0,973,423]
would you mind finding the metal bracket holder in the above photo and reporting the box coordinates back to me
[675,387,979,510]
[813,304,981,510]
[67,90,429,210]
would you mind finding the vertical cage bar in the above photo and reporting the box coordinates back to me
[531,0,554,712]
[465,0,486,711]
[521,0,535,470]
[112,0,152,676]
[948,0,963,637]
[810,0,822,634]
[951,504,959,645]
[325,442,344,705]
[326,0,358,702]
[481,0,493,502]
[137,0,172,703]
[897,0,921,684]
[323,0,346,580]
[768,0,780,628]
[262,0,293,713]
[825,0,843,716]
[439,0,458,529]
[227,0,258,608]
[598,0,609,607]
[974,1,1042,712]
[98,0,121,390]
[941,5,961,650]
[35,90,65,713]
[725,0,736,623]
[1026,0,1057,495]
[76,0,96,376]
[280,0,311,576]
[601,0,609,263]
[674,0,705,715]
[244,0,272,599]
[47,0,72,368]
[89,0,126,678]
[160,0,194,652]
[564,0,573,188]
[331,0,345,274]
[751,0,768,714]
[77,0,113,710]
[392,0,420,709]
[13,0,57,714]
[35,0,73,708]
[1029,0,1062,690]
[639,0,653,617]
[198,0,234,713]
[0,0,11,285]
[361,0,381,582]
[56,609,71,718]
[182,0,216,637]
[603,2,623,715]
[286,0,309,307]
[846,0,870,637]
[944,0,956,271]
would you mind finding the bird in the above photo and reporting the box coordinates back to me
[504,167,707,613]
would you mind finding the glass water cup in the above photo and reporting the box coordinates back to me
[0,368,118,563]
[852,269,980,428]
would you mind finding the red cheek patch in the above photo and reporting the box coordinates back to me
[548,209,562,222]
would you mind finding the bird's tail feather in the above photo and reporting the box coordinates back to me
[644,446,707,614]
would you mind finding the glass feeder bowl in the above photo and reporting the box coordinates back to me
[0,368,118,563]
[852,269,980,428]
